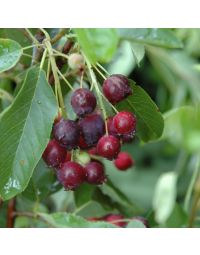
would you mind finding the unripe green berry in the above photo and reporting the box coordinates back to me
[68,53,85,70]
[76,151,91,165]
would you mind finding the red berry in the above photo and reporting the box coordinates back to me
[102,214,126,227]
[97,135,121,160]
[65,151,71,162]
[53,118,80,150]
[114,152,134,171]
[107,117,119,137]
[78,135,90,149]
[79,114,105,147]
[103,74,132,104]
[113,111,136,134]
[71,88,96,117]
[85,161,107,185]
[88,147,98,155]
[57,161,86,190]
[42,139,66,168]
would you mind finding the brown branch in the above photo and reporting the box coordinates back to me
[6,198,16,228]
[51,28,69,44]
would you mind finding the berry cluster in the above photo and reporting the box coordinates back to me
[43,73,136,190]
[88,214,148,228]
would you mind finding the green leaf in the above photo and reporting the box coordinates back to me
[74,28,118,64]
[126,220,146,228]
[38,212,116,228]
[162,106,200,152]
[119,28,183,48]
[0,39,22,73]
[165,204,187,228]
[74,183,95,207]
[130,42,145,66]
[117,80,164,142]
[152,172,177,224]
[0,67,57,200]
[22,160,60,202]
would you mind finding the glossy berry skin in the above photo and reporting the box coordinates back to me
[85,161,106,185]
[79,114,105,147]
[107,117,119,137]
[71,88,97,117]
[113,111,136,134]
[103,74,132,104]
[57,161,86,190]
[102,214,126,227]
[42,139,66,168]
[88,147,98,156]
[114,152,134,171]
[53,119,80,150]
[97,135,121,160]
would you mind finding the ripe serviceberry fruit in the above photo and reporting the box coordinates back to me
[88,147,98,155]
[107,116,119,137]
[53,119,80,150]
[57,161,85,190]
[121,130,136,143]
[71,88,96,117]
[79,114,105,147]
[97,135,120,160]
[114,152,134,170]
[102,214,126,227]
[78,135,90,149]
[68,53,85,70]
[65,151,71,162]
[42,139,66,168]
[113,111,136,134]
[85,161,106,185]
[103,74,132,104]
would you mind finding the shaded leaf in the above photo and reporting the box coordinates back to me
[126,219,146,228]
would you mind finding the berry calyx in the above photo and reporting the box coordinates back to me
[68,53,85,71]
[85,161,106,185]
[114,152,134,170]
[53,119,80,150]
[79,114,105,147]
[103,74,132,104]
[102,214,126,227]
[97,135,121,160]
[71,88,97,117]
[57,161,86,190]
[121,130,135,143]
[42,139,66,168]
[113,111,136,134]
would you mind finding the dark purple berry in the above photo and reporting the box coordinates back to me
[103,74,132,104]
[113,111,136,134]
[57,161,86,190]
[85,161,106,185]
[71,88,97,117]
[53,118,80,150]
[79,114,105,147]
[42,139,66,168]
[97,135,121,160]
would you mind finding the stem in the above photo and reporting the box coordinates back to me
[100,90,119,114]
[97,62,110,75]
[51,28,69,44]
[52,49,69,60]
[80,71,84,88]
[40,48,48,69]
[23,44,43,51]
[6,198,16,228]
[73,201,93,215]
[25,28,39,45]
[45,40,66,118]
[93,65,107,80]
[184,156,200,212]
[57,69,74,91]
[84,54,108,135]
